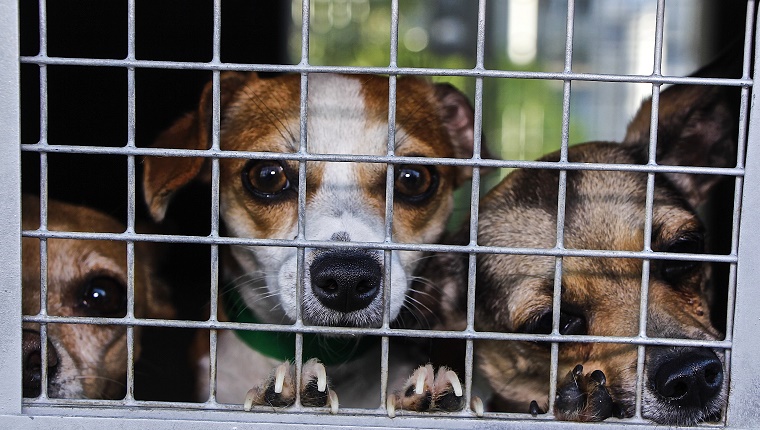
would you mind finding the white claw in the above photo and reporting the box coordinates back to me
[471,396,484,418]
[386,393,397,418]
[244,388,257,411]
[328,389,339,414]
[415,367,427,395]
[445,370,463,397]
[274,363,288,394]
[315,362,327,392]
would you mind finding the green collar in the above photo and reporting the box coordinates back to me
[222,287,377,365]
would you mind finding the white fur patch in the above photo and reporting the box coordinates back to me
[231,74,412,326]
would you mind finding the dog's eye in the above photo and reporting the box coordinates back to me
[78,276,126,318]
[394,165,438,203]
[521,309,587,336]
[242,160,293,199]
[660,234,704,285]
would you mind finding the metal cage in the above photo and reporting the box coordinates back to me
[2,0,760,428]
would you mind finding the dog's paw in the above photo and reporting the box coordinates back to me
[244,359,339,413]
[554,364,617,422]
[386,364,465,417]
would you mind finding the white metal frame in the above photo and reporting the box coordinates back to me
[2,0,760,428]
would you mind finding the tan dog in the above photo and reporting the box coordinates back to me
[142,73,483,410]
[22,195,173,399]
[473,48,740,424]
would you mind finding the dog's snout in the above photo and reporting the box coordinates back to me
[22,329,59,397]
[310,251,382,313]
[653,348,723,408]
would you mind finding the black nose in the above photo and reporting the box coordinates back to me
[22,329,59,398]
[653,348,723,408]
[310,251,382,313]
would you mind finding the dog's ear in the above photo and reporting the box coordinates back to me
[623,45,743,208]
[143,72,250,222]
[434,83,495,186]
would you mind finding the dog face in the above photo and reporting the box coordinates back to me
[143,73,478,328]
[21,196,172,399]
[474,51,739,425]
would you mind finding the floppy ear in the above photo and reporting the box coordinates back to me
[142,72,250,222]
[434,83,495,186]
[623,44,743,208]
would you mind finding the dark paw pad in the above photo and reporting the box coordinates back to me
[554,365,615,422]
[245,362,296,410]
[387,365,465,417]
[244,359,338,413]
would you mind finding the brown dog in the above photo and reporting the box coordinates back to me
[473,48,741,424]
[22,195,173,399]
[142,73,483,410]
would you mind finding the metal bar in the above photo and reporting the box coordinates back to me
[463,0,488,414]
[16,55,755,86]
[17,229,739,264]
[380,0,400,409]
[0,0,21,415]
[206,0,223,406]
[33,0,52,404]
[11,406,726,430]
[293,0,312,405]
[547,0,576,416]
[721,5,757,422]
[18,313,732,350]
[633,0,666,417]
[18,144,750,175]
[123,0,138,404]
[726,1,760,425]
[18,229,740,263]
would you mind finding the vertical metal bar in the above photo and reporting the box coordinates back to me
[547,0,574,415]
[722,5,756,424]
[380,0,400,409]
[36,0,51,402]
[463,0,487,413]
[634,0,666,418]
[723,0,755,345]
[123,0,138,404]
[293,0,312,407]
[0,0,22,415]
[207,0,223,405]
[727,2,760,427]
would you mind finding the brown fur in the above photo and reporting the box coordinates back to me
[470,46,742,425]
[142,72,491,407]
[21,196,173,399]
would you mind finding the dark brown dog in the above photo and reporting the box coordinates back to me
[473,48,741,425]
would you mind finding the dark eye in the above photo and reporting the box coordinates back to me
[660,233,704,285]
[78,276,126,317]
[394,165,438,203]
[242,160,294,199]
[520,309,587,337]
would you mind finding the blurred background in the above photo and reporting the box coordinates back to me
[288,0,743,184]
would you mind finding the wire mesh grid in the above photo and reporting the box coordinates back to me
[2,0,759,428]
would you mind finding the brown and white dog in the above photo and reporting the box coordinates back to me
[472,49,741,425]
[142,73,483,409]
[21,195,173,399]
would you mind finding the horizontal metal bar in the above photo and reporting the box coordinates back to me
[17,403,724,430]
[19,313,732,349]
[18,398,726,429]
[18,55,753,87]
[20,144,746,177]
[20,229,738,263]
